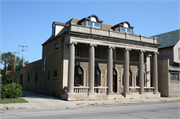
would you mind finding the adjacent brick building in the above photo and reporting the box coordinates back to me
[11,15,160,100]
[153,29,180,97]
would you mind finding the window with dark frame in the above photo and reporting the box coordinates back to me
[55,43,58,51]
[95,46,99,58]
[74,66,83,86]
[35,73,38,83]
[54,70,57,77]
[113,49,116,60]
[44,57,46,71]
[28,74,30,83]
[75,44,81,57]
[48,71,50,80]
[95,67,101,86]
[170,73,179,81]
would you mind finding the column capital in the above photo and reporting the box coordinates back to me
[69,41,77,45]
[153,51,159,54]
[139,50,146,53]
[108,45,115,49]
[65,40,77,45]
[89,43,97,47]
[124,48,131,51]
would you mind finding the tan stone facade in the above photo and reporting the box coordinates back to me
[11,15,161,100]
[158,59,180,97]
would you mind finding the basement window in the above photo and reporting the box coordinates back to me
[170,73,179,81]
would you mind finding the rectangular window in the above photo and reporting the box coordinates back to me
[94,23,100,28]
[55,43,58,51]
[95,46,99,58]
[87,21,93,26]
[170,73,179,81]
[28,74,30,83]
[113,49,116,60]
[120,27,132,34]
[35,73,38,83]
[44,57,46,71]
[75,44,81,57]
[54,70,57,77]
[121,27,126,32]
[127,28,132,33]
[48,71,50,80]
[179,48,180,60]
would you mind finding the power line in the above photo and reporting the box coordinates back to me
[19,45,28,67]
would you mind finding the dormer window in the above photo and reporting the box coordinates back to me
[112,21,134,34]
[120,27,132,34]
[78,14,103,28]
[87,21,101,28]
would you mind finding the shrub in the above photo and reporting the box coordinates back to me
[1,83,22,99]
[1,84,7,99]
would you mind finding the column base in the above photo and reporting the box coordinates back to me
[66,93,77,101]
[107,91,114,95]
[154,91,160,95]
[123,92,132,98]
[139,91,145,94]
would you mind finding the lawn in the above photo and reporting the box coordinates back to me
[1,97,28,103]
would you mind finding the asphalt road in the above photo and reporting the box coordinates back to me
[0,101,179,119]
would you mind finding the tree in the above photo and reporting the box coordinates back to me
[16,59,29,71]
[0,52,21,72]
[0,52,29,84]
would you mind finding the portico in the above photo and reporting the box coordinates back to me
[64,26,160,100]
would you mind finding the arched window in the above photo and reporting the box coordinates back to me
[136,70,139,87]
[122,70,132,86]
[74,66,83,86]
[113,68,117,92]
[95,67,101,86]
[136,70,146,87]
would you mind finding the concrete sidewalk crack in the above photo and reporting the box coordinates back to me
[28,103,36,109]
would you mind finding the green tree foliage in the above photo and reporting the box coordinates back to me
[0,52,29,84]
[16,59,29,71]
[1,83,22,99]
[1,69,11,84]
[0,52,21,72]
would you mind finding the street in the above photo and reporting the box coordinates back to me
[0,101,179,119]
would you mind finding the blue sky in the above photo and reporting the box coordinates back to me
[0,0,179,65]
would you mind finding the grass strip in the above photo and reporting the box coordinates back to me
[1,97,28,103]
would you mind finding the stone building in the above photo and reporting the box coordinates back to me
[11,15,160,100]
[153,29,180,97]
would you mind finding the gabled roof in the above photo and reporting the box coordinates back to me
[152,29,180,49]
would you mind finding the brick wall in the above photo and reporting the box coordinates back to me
[158,59,169,97]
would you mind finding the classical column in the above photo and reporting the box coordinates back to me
[152,52,159,94]
[139,50,145,94]
[89,44,95,94]
[124,48,130,94]
[107,46,113,94]
[67,42,75,94]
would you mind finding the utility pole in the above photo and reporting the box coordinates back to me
[11,52,19,100]
[19,45,28,67]
[4,59,10,75]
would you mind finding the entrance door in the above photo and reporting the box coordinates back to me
[113,68,117,93]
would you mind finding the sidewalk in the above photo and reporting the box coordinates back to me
[0,91,180,111]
